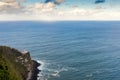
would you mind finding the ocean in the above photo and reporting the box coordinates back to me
[0,21,120,80]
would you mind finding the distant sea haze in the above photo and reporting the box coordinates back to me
[0,21,120,80]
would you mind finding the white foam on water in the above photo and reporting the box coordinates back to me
[37,60,45,80]
[86,73,93,77]
[36,60,76,80]
[37,60,44,70]
[49,67,69,77]
[51,70,60,77]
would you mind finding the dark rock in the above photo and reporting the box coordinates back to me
[31,60,41,80]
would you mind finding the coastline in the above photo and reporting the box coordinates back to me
[30,60,41,80]
[37,60,45,80]
[20,50,42,80]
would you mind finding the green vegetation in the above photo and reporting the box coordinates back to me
[0,46,28,80]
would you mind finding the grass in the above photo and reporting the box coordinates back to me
[0,46,28,80]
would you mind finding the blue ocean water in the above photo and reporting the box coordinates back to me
[0,21,120,80]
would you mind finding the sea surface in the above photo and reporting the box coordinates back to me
[0,21,120,80]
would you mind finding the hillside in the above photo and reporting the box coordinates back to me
[0,46,40,80]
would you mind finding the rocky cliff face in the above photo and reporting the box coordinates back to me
[0,46,40,80]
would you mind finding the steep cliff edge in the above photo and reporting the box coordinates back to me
[0,46,40,80]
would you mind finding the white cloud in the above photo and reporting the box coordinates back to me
[0,0,22,12]
[55,0,64,4]
[25,2,55,13]
[0,8,120,21]
[0,1,120,20]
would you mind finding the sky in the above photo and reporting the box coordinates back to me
[0,0,120,21]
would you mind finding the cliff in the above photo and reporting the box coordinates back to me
[0,46,40,80]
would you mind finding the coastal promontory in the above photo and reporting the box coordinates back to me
[0,46,40,80]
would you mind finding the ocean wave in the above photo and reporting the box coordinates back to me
[51,70,60,77]
[50,67,68,77]
[86,73,93,78]
[37,60,45,70]
[37,60,45,80]
[36,60,78,80]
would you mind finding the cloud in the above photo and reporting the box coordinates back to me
[54,0,64,4]
[0,0,120,21]
[0,1,20,10]
[45,0,53,3]
[0,0,56,13]
[95,0,105,4]
[1,8,120,21]
[0,0,26,12]
[26,2,55,12]
[45,0,64,5]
